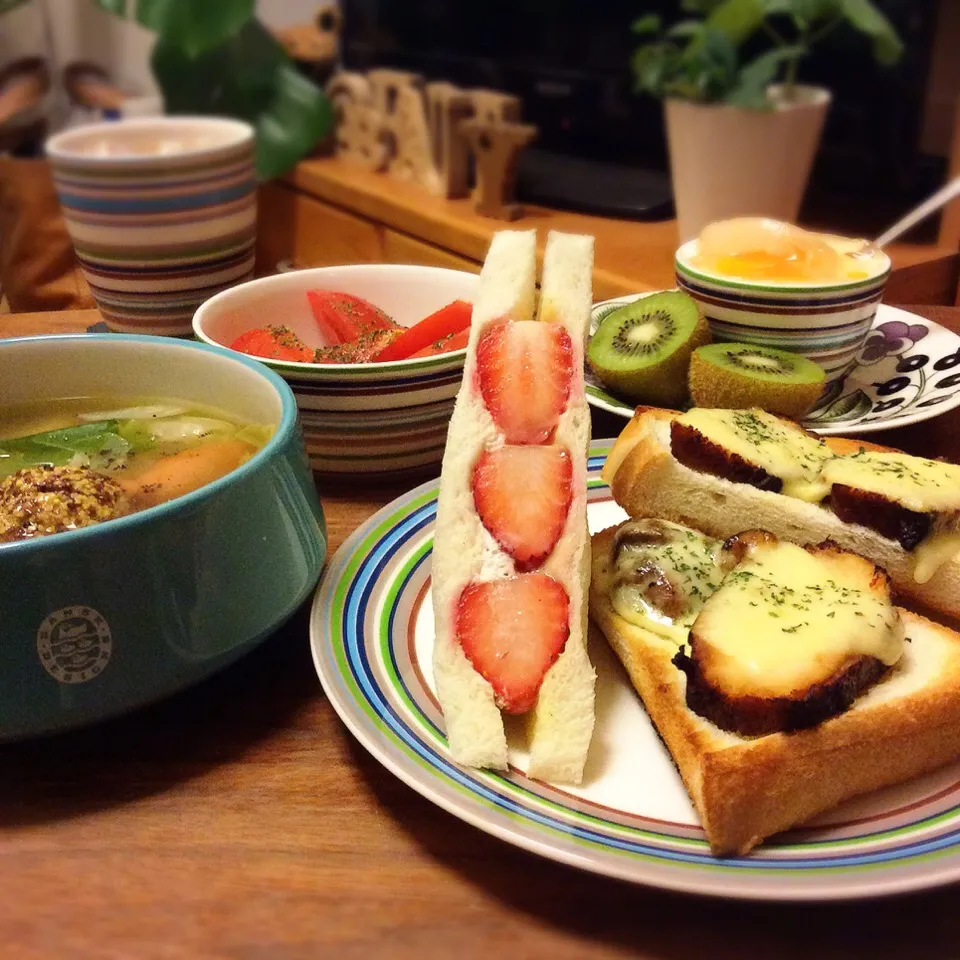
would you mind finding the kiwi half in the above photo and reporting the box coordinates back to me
[587,292,710,406]
[688,342,826,419]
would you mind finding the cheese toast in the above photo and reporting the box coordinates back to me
[602,406,960,619]
[591,520,960,855]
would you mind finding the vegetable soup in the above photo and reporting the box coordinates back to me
[0,399,272,543]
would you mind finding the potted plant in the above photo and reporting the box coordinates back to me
[632,0,903,241]
[91,0,333,179]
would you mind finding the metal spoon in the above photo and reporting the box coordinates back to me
[872,174,960,249]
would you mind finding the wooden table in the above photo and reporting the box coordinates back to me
[3,307,960,959]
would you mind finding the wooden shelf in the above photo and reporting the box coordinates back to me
[285,156,680,298]
[255,155,959,304]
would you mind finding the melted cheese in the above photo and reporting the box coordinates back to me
[695,540,904,696]
[914,531,960,584]
[610,520,724,645]
[676,408,833,501]
[822,451,960,514]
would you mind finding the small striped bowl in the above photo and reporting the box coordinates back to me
[675,240,890,385]
[193,264,480,478]
[46,116,257,337]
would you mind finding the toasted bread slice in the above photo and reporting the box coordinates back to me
[602,407,960,619]
[591,522,960,855]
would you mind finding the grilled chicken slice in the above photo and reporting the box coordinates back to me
[670,421,782,492]
[674,535,904,736]
[830,484,931,550]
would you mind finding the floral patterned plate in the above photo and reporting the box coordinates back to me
[586,302,960,436]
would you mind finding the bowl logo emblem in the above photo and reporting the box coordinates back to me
[36,607,113,684]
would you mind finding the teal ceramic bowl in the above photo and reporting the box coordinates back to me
[0,334,326,740]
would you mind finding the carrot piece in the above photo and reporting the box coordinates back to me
[119,440,253,509]
[373,300,472,362]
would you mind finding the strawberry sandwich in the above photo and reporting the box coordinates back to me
[431,229,596,783]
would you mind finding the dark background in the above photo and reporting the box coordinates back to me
[340,0,945,234]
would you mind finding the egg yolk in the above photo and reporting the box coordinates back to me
[692,218,872,283]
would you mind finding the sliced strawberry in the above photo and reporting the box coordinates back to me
[230,326,314,362]
[475,321,573,444]
[408,327,470,358]
[307,290,400,345]
[373,300,472,362]
[473,445,572,571]
[455,573,570,714]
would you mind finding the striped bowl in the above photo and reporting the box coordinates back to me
[46,116,257,337]
[675,239,890,384]
[193,264,480,478]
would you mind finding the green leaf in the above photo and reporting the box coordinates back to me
[666,20,705,40]
[681,0,725,12]
[631,13,661,35]
[134,0,255,57]
[726,44,806,106]
[0,0,32,12]
[255,64,333,179]
[93,0,127,13]
[705,0,765,46]
[631,43,681,97]
[775,0,839,22]
[152,19,284,117]
[0,421,132,474]
[699,26,739,74]
[152,20,332,179]
[1,421,120,454]
[811,387,872,422]
[838,0,903,64]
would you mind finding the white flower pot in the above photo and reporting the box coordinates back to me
[665,84,831,243]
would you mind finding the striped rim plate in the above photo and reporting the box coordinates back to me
[586,301,960,437]
[310,443,960,901]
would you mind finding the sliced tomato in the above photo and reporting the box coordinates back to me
[230,327,314,362]
[306,290,399,344]
[314,329,403,363]
[408,326,471,358]
[373,300,473,362]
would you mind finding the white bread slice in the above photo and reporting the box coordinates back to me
[603,407,960,620]
[526,231,596,782]
[432,230,537,772]
[431,229,596,782]
[590,523,960,855]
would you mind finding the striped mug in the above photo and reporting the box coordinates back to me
[46,117,257,336]
[675,239,891,386]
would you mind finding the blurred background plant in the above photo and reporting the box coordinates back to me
[0,0,334,177]
[632,0,904,108]
[95,0,333,178]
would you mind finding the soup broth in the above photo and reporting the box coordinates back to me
[0,398,273,543]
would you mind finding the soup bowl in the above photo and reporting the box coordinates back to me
[675,238,891,385]
[0,334,326,740]
[193,264,480,479]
